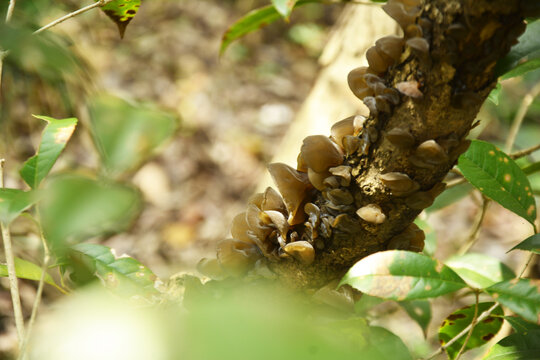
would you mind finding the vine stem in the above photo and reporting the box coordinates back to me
[34,0,114,34]
[424,303,500,360]
[454,292,480,360]
[505,81,540,153]
[0,159,26,346]
[458,196,489,255]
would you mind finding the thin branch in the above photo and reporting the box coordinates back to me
[518,252,536,278]
[5,0,16,23]
[0,159,26,346]
[455,292,480,360]
[34,0,114,34]
[446,177,467,189]
[458,196,489,255]
[505,82,540,153]
[510,143,540,160]
[424,303,500,360]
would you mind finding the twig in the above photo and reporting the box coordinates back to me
[455,292,480,360]
[5,0,16,23]
[18,209,50,360]
[458,196,489,255]
[518,252,536,278]
[0,159,26,346]
[446,177,466,189]
[510,143,540,160]
[505,82,540,153]
[34,0,114,34]
[424,303,500,360]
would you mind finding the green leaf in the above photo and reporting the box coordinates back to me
[486,279,540,323]
[272,0,297,18]
[484,330,540,359]
[88,94,178,177]
[0,189,40,224]
[340,250,467,301]
[509,233,540,254]
[399,300,432,336]
[496,20,540,79]
[354,294,386,315]
[503,316,540,334]
[415,219,436,257]
[97,0,141,38]
[68,243,158,296]
[361,326,412,360]
[0,257,63,292]
[522,161,540,176]
[426,182,473,212]
[40,175,142,257]
[488,83,501,105]
[20,115,77,189]
[439,302,504,359]
[220,0,319,55]
[458,140,537,226]
[445,253,516,289]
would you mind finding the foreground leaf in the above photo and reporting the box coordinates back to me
[458,140,537,226]
[0,189,40,224]
[399,300,431,336]
[445,253,516,289]
[220,0,318,55]
[504,316,540,334]
[484,330,540,359]
[272,0,298,18]
[495,20,540,79]
[509,233,540,254]
[486,279,540,322]
[439,302,504,359]
[98,0,141,38]
[0,257,63,292]
[41,175,142,257]
[69,243,157,296]
[340,251,467,301]
[20,115,77,189]
[88,94,178,177]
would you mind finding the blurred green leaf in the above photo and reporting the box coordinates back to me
[98,0,141,38]
[439,302,504,360]
[522,161,540,175]
[486,279,540,322]
[20,115,77,189]
[484,330,540,359]
[41,174,142,257]
[426,182,473,212]
[504,316,540,334]
[509,233,540,254]
[496,21,540,79]
[354,294,385,315]
[488,83,501,105]
[0,189,40,224]
[0,257,64,292]
[220,0,318,55]
[340,250,467,301]
[399,300,431,336]
[88,94,178,177]
[415,219,436,257]
[445,253,516,289]
[272,0,297,18]
[458,140,537,226]
[68,243,157,296]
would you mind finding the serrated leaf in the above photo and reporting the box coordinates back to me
[68,243,157,296]
[496,21,540,79]
[0,257,63,292]
[0,189,40,224]
[220,0,318,55]
[98,0,141,38]
[445,253,516,289]
[486,279,540,323]
[488,83,501,105]
[340,250,467,301]
[20,115,77,189]
[458,140,537,226]
[439,302,504,360]
[272,0,298,18]
[484,330,540,359]
[40,175,142,257]
[504,316,540,335]
[399,300,432,336]
[509,233,540,254]
[88,94,178,177]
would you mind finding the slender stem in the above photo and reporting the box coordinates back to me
[5,0,16,23]
[18,209,50,360]
[34,0,114,34]
[510,143,540,160]
[458,197,489,255]
[446,177,466,189]
[0,159,26,346]
[505,82,540,153]
[455,292,480,360]
[424,303,500,360]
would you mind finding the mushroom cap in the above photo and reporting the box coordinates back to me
[300,135,344,173]
[356,204,386,224]
[331,117,355,149]
[217,239,260,276]
[347,67,373,100]
[268,162,312,225]
[366,46,391,74]
[196,257,224,279]
[327,189,354,206]
[406,37,430,54]
[283,241,315,265]
[231,211,255,244]
[261,187,287,213]
[416,140,448,164]
[375,35,404,62]
[380,172,420,195]
[307,168,330,191]
[386,127,415,149]
[395,80,423,98]
[353,115,366,134]
[383,1,420,29]
[262,210,289,236]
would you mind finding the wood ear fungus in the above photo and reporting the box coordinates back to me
[331,117,355,149]
[406,37,430,54]
[348,67,374,100]
[380,172,420,196]
[217,239,261,276]
[386,127,415,149]
[283,241,315,265]
[375,35,404,63]
[231,211,255,244]
[301,135,344,173]
[356,204,386,224]
[415,139,448,165]
[383,0,421,30]
[395,80,423,98]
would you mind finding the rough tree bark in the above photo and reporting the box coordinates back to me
[204,0,532,290]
